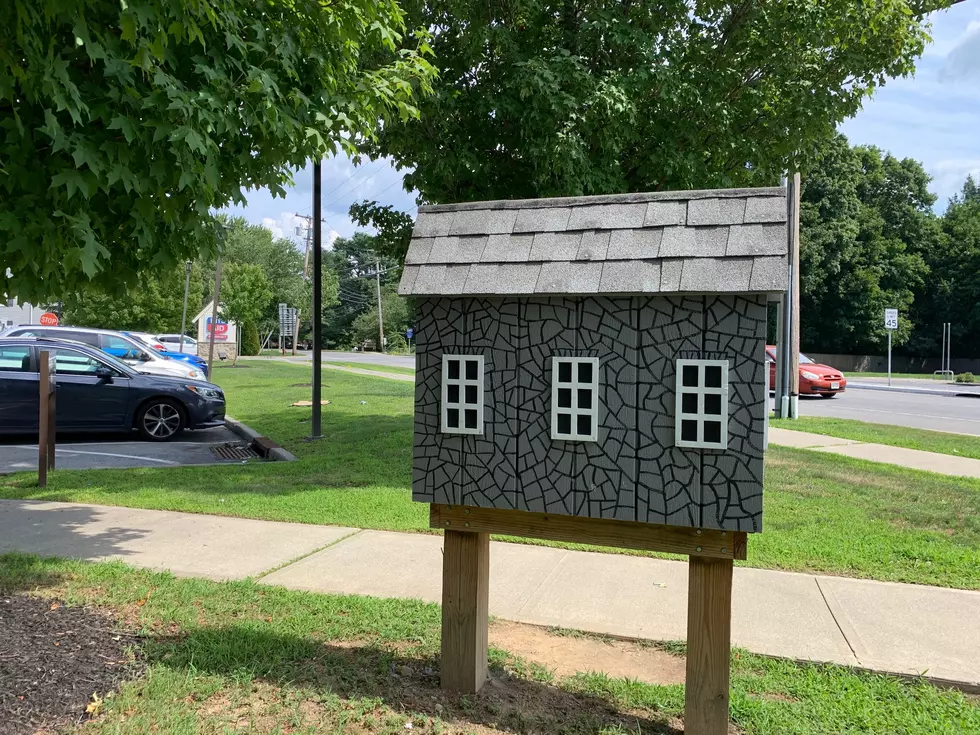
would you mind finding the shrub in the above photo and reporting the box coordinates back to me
[954,372,977,383]
[240,322,260,356]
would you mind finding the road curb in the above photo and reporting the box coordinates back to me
[848,382,980,399]
[225,418,298,462]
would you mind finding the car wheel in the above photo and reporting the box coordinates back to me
[137,399,185,441]
[820,393,838,399]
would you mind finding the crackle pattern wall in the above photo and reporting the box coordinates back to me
[413,293,768,532]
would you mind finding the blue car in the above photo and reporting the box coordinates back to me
[124,331,209,376]
[0,337,225,440]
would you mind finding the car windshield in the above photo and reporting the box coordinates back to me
[768,348,815,365]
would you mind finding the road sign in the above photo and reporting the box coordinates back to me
[39,312,59,326]
[406,328,414,340]
[884,309,898,330]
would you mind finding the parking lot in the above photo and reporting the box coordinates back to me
[0,425,256,474]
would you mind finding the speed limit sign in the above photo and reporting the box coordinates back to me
[884,308,898,330]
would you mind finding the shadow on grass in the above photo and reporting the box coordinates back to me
[147,625,681,734]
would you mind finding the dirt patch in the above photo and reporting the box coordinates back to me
[489,620,686,685]
[0,594,141,735]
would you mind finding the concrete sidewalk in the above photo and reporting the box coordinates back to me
[1,499,976,690]
[769,428,980,479]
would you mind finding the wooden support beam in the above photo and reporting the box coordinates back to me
[685,556,734,735]
[38,351,55,488]
[430,504,746,561]
[440,529,490,693]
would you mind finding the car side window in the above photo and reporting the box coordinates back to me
[102,334,133,351]
[52,348,108,376]
[0,345,32,372]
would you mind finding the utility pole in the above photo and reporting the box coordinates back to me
[311,162,323,439]
[179,260,192,353]
[776,173,801,419]
[375,260,385,353]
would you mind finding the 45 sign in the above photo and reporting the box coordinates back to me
[884,308,899,330]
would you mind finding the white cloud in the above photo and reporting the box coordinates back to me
[929,158,980,205]
[260,212,303,242]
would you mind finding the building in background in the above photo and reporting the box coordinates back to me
[0,298,39,329]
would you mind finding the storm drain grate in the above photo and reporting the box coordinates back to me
[210,443,258,461]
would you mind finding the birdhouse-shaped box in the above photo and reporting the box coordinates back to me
[399,188,788,532]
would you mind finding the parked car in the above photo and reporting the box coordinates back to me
[125,331,208,377]
[0,325,204,380]
[766,346,847,398]
[156,334,198,353]
[0,337,225,440]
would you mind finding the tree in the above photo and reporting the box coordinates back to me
[63,262,205,333]
[1,0,435,302]
[359,0,948,205]
[351,289,411,350]
[240,322,261,356]
[221,263,273,344]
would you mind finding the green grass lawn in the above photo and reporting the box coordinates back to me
[772,416,980,461]
[2,362,979,589]
[3,554,977,735]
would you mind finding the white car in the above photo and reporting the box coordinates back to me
[157,333,198,353]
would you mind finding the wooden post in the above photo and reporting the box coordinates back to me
[685,556,734,735]
[441,529,490,693]
[38,350,56,487]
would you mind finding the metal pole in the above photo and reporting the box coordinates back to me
[940,322,946,375]
[375,260,385,353]
[179,261,192,353]
[207,254,222,378]
[947,323,952,377]
[788,172,801,420]
[312,161,323,439]
[887,330,892,387]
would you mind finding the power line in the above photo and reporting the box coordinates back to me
[322,160,389,208]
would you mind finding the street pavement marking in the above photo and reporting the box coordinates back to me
[10,445,178,465]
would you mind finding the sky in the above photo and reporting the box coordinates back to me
[229,2,980,250]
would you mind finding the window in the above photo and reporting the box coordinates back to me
[551,357,599,441]
[441,355,484,434]
[675,359,729,449]
[0,345,32,372]
[52,348,109,376]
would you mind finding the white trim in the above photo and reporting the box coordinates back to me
[441,354,485,435]
[551,356,599,442]
[675,359,729,449]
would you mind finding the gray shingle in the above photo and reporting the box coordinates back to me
[658,227,698,257]
[687,198,746,226]
[513,207,572,233]
[726,223,785,256]
[398,265,420,295]
[749,256,788,291]
[448,208,518,236]
[411,264,472,295]
[599,261,662,293]
[694,226,730,255]
[679,258,752,292]
[529,231,582,261]
[743,196,787,223]
[413,211,455,238]
[404,237,433,265]
[607,228,662,260]
[462,263,541,294]
[535,262,603,293]
[566,203,647,230]
[660,259,683,291]
[644,201,686,227]
[428,235,487,264]
[576,230,610,260]
[481,233,533,262]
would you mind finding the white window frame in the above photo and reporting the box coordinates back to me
[441,354,484,435]
[551,356,600,442]
[675,359,729,449]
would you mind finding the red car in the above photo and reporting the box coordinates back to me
[766,346,847,398]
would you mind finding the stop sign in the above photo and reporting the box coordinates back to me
[39,312,59,326]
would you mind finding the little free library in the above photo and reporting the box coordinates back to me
[399,186,789,735]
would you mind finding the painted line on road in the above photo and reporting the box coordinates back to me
[10,445,178,465]
[821,407,980,427]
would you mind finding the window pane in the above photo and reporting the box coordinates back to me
[578,361,593,384]
[447,384,460,404]
[464,385,478,404]
[557,413,571,435]
[577,388,592,410]
[682,364,699,387]
[465,359,479,381]
[464,409,478,430]
[558,361,572,383]
[0,347,31,372]
[681,392,698,414]
[576,414,592,436]
[446,408,460,428]
[53,349,101,375]
[447,359,460,379]
[681,420,698,442]
[704,420,722,443]
[704,393,722,415]
[557,388,572,408]
[103,335,131,349]
[705,365,722,388]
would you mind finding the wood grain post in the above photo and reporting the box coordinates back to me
[685,556,734,735]
[38,350,56,487]
[441,529,490,693]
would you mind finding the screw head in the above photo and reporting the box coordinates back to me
[695,546,702,552]
[446,505,452,511]
[721,547,727,554]
[696,530,702,536]
[445,521,451,526]
[465,522,470,527]
[464,509,470,514]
